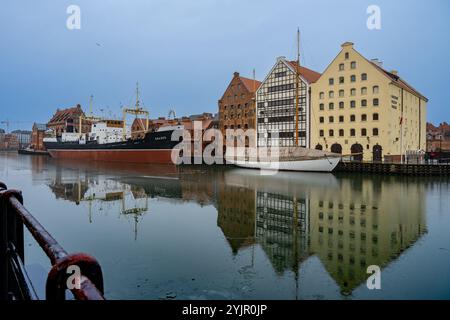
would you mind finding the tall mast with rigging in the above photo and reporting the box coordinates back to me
[122,82,150,140]
[295,28,300,146]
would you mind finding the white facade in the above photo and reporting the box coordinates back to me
[256,57,314,148]
[88,122,131,144]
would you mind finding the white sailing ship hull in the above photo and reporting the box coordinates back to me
[228,157,341,173]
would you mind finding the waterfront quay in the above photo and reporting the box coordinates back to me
[2,151,450,299]
[336,161,450,175]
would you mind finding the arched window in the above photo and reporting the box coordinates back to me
[373,98,379,106]
[361,73,368,81]
[373,113,379,121]
[361,99,367,107]
[329,129,334,137]
[361,128,367,136]
[315,144,323,150]
[373,128,379,136]
[373,85,379,94]
[361,87,367,95]
[339,129,344,137]
[350,129,356,136]
[319,92,325,99]
[319,103,324,110]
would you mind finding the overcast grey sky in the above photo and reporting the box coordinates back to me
[1,0,449,131]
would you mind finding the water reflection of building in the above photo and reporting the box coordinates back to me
[308,176,427,295]
[256,191,309,274]
[222,170,427,295]
[216,183,256,254]
[41,157,428,296]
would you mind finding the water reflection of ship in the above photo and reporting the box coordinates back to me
[49,176,149,240]
[44,159,429,297]
[220,169,428,296]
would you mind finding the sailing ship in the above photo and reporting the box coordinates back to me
[44,84,181,164]
[227,30,341,172]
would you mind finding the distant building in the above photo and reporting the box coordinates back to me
[256,57,320,148]
[426,122,450,152]
[47,104,89,136]
[31,123,47,151]
[11,130,32,149]
[0,134,19,150]
[218,72,261,145]
[311,42,428,162]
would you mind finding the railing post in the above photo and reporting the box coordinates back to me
[0,182,8,300]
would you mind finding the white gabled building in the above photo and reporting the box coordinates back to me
[256,57,321,148]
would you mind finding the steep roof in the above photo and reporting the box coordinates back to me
[426,122,438,132]
[369,61,428,102]
[48,104,84,124]
[286,61,321,83]
[240,77,262,93]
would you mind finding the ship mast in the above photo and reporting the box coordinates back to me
[295,28,300,146]
[122,82,150,140]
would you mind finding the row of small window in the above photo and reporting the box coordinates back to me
[222,103,250,110]
[319,128,379,137]
[267,83,295,93]
[338,61,357,71]
[328,73,367,85]
[320,86,379,99]
[320,98,379,110]
[320,113,379,123]
[226,93,247,102]
[223,124,249,130]
[223,112,252,120]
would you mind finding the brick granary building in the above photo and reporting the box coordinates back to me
[218,72,261,145]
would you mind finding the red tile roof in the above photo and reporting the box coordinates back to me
[427,122,438,132]
[48,104,84,124]
[286,61,321,83]
[369,62,428,102]
[240,77,261,93]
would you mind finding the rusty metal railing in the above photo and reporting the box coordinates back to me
[0,181,105,300]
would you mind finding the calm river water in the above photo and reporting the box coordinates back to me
[1,152,450,299]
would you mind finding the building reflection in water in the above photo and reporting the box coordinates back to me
[220,170,427,296]
[43,158,427,296]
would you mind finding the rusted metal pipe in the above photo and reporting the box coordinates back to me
[1,182,105,300]
[8,197,67,265]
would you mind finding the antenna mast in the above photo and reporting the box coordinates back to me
[295,28,300,146]
[89,94,94,116]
